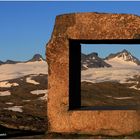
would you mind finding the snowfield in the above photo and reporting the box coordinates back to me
[0,91,11,96]
[82,58,140,84]
[0,81,19,88]
[105,57,137,67]
[4,106,23,112]
[0,61,48,81]
[81,58,140,91]
[26,76,40,85]
[81,66,140,84]
[81,50,140,86]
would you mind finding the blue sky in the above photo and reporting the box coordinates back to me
[1,1,140,61]
[81,44,140,59]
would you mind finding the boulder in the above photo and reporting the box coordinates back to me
[46,12,140,136]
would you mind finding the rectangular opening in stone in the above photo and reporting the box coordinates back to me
[69,39,140,110]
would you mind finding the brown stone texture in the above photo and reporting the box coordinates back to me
[46,12,140,135]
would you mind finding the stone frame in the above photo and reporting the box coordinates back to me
[69,39,140,110]
[46,13,140,135]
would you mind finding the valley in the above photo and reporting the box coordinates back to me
[0,49,140,137]
[0,54,48,137]
[81,49,140,107]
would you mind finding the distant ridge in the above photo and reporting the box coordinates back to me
[27,54,45,62]
[5,60,21,64]
[0,60,4,65]
[81,52,111,70]
[81,49,140,70]
[0,54,46,65]
[105,49,140,65]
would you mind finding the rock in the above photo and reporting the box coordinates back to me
[27,54,45,62]
[0,60,4,65]
[46,12,140,136]
[81,52,111,69]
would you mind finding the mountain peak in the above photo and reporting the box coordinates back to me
[81,52,111,70]
[122,49,128,53]
[105,49,140,66]
[29,54,45,62]
[87,52,98,57]
[117,50,134,61]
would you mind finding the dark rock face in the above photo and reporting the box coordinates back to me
[0,60,4,65]
[105,49,140,65]
[5,60,20,64]
[28,54,44,62]
[81,52,111,70]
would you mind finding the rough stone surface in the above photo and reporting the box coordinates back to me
[46,12,140,136]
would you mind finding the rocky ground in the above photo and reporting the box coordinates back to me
[81,75,140,108]
[1,73,140,138]
[0,74,48,138]
[10,132,140,139]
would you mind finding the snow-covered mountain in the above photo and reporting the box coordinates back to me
[0,54,48,81]
[27,54,45,62]
[81,49,140,69]
[0,54,46,65]
[5,60,20,64]
[105,49,140,67]
[81,50,140,91]
[0,54,48,132]
[81,52,111,70]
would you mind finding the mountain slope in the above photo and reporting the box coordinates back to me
[105,49,140,66]
[0,54,48,81]
[27,54,45,62]
[81,52,111,70]
[0,54,48,133]
[0,60,4,65]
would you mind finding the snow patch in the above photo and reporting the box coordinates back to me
[105,57,137,67]
[4,106,23,112]
[38,58,44,61]
[39,93,48,100]
[0,81,19,88]
[0,91,11,96]
[39,90,48,100]
[6,102,13,105]
[129,85,140,90]
[106,95,133,100]
[0,61,48,81]
[82,64,88,69]
[30,89,48,95]
[26,77,39,85]
[23,100,31,102]
[114,97,133,100]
